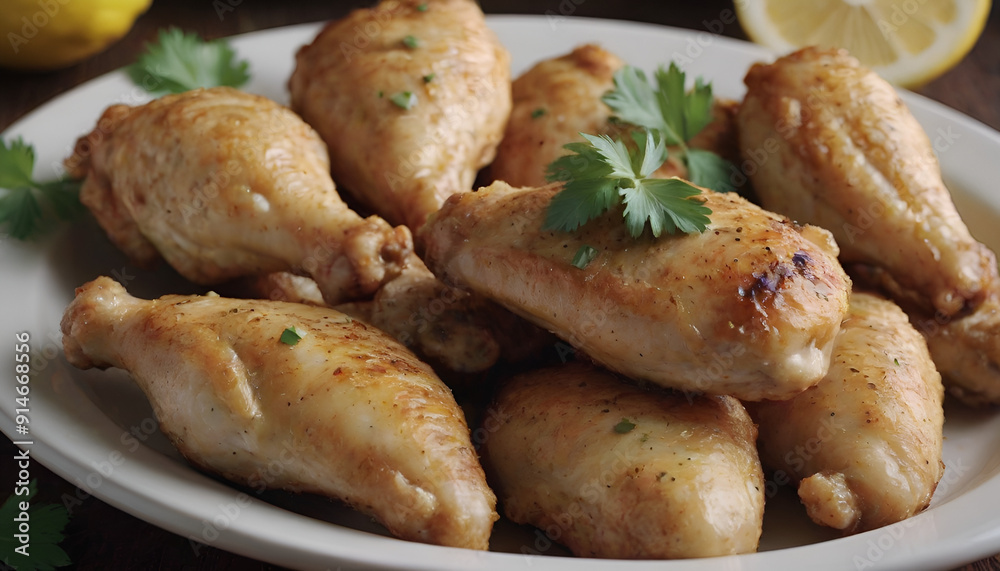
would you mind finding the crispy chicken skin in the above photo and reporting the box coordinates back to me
[489,44,740,188]
[910,296,1000,406]
[60,277,497,549]
[420,180,851,401]
[738,47,998,317]
[481,362,764,558]
[288,0,511,231]
[65,87,412,305]
[748,292,944,533]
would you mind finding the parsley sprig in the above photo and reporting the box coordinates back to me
[544,130,711,238]
[602,63,735,192]
[0,480,71,570]
[126,27,250,95]
[0,138,83,240]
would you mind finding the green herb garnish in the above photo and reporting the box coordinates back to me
[402,35,419,49]
[0,138,83,240]
[531,107,547,119]
[126,27,250,95]
[280,326,307,346]
[571,245,599,269]
[544,129,711,238]
[0,480,71,570]
[614,418,636,434]
[602,63,735,192]
[423,73,435,83]
[417,3,429,11]
[390,91,417,110]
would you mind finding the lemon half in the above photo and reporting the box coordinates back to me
[735,0,991,87]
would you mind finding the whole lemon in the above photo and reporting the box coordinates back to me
[0,0,152,70]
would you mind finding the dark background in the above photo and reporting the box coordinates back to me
[2,1,999,569]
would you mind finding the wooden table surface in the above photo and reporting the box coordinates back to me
[1,1,998,569]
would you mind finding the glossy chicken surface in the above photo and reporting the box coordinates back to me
[420,180,851,401]
[738,47,997,317]
[65,87,412,305]
[61,277,497,549]
[749,292,944,533]
[288,0,511,231]
[489,44,740,188]
[481,362,764,558]
[912,296,1000,406]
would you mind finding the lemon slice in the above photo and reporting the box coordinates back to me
[735,0,991,87]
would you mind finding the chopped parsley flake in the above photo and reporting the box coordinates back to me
[614,418,636,434]
[390,91,417,110]
[423,73,435,83]
[280,326,307,346]
[531,107,547,119]
[571,245,599,269]
[402,35,419,49]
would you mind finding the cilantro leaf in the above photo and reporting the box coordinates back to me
[0,138,83,240]
[544,129,711,238]
[602,63,735,193]
[0,480,72,570]
[127,27,250,95]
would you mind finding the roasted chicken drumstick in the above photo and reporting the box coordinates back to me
[65,87,412,305]
[61,277,497,549]
[289,0,511,231]
[737,47,998,317]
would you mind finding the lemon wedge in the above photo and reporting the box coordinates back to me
[735,0,991,87]
[0,0,152,71]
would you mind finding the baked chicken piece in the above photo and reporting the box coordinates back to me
[910,296,1000,406]
[481,362,764,558]
[61,277,497,549]
[489,44,740,188]
[748,292,944,534]
[420,180,851,401]
[288,0,511,231]
[738,47,998,317]
[65,87,412,305]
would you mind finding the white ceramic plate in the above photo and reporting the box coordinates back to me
[2,16,1000,571]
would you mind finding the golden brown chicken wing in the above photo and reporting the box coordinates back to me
[61,276,497,549]
[481,362,764,558]
[420,180,851,401]
[288,0,511,231]
[65,87,412,305]
[737,47,998,317]
[749,292,944,533]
